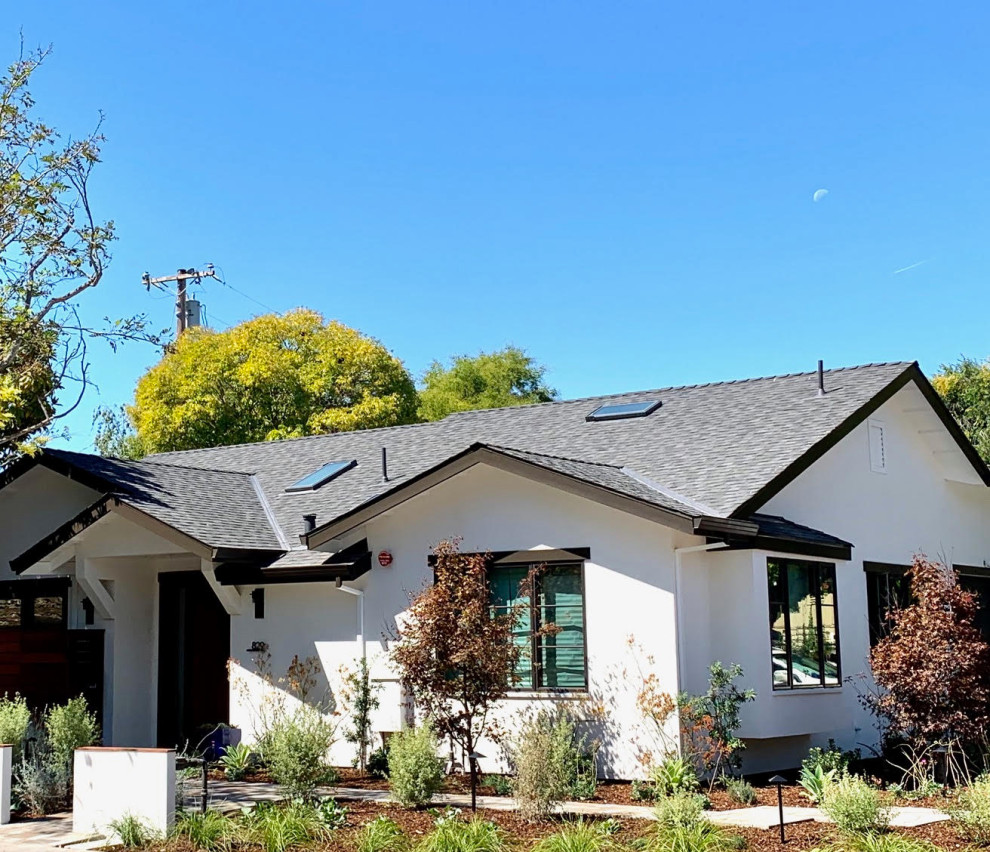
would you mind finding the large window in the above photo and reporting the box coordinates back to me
[767,558,840,689]
[489,563,587,690]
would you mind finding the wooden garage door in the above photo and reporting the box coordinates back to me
[0,578,104,721]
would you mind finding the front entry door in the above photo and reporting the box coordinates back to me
[157,571,230,750]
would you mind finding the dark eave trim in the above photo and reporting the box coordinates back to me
[0,451,115,495]
[11,496,114,573]
[427,546,591,568]
[216,540,372,586]
[747,536,852,561]
[731,363,990,519]
[306,444,695,548]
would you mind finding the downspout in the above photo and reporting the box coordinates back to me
[336,583,365,660]
[672,542,730,694]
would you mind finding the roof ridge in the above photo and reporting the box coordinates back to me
[485,443,623,470]
[135,457,258,477]
[145,417,442,460]
[441,361,915,418]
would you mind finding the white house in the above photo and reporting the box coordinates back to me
[2,360,989,778]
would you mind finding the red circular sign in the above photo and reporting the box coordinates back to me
[378,551,393,567]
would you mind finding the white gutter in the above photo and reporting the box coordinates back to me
[673,542,730,694]
[336,583,365,660]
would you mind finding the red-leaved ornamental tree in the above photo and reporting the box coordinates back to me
[390,539,537,807]
[868,554,990,747]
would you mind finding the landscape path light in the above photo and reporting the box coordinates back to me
[769,774,788,844]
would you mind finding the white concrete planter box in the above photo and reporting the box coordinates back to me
[0,744,11,825]
[73,747,175,839]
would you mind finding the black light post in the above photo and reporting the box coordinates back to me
[769,775,787,844]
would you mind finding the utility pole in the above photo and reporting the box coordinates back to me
[141,265,218,336]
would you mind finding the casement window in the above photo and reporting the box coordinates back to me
[488,563,587,690]
[767,558,841,689]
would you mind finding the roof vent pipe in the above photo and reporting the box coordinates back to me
[382,447,389,483]
[817,360,825,396]
[303,514,317,534]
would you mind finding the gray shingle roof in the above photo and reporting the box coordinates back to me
[19,361,929,556]
[145,361,915,540]
[41,449,283,551]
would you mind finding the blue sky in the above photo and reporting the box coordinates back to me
[13,2,990,451]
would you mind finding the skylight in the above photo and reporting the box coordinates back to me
[285,460,357,493]
[586,400,662,422]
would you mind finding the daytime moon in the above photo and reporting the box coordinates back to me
[813,188,829,202]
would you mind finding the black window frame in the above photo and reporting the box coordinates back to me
[767,558,841,690]
[488,561,589,692]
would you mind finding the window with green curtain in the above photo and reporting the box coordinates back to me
[489,562,587,690]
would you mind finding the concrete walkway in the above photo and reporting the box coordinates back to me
[0,782,951,850]
[206,782,950,828]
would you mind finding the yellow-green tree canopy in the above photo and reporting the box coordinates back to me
[932,356,990,463]
[417,346,556,422]
[130,310,418,453]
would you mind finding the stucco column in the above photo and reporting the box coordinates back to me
[0,744,11,825]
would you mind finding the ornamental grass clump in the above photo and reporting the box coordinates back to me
[944,774,990,844]
[387,724,445,808]
[171,808,235,852]
[532,819,619,852]
[239,799,333,852]
[416,812,507,852]
[357,815,410,852]
[820,775,891,834]
[643,797,741,852]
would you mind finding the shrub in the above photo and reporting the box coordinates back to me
[483,774,513,797]
[651,756,698,797]
[15,754,65,816]
[631,779,658,802]
[532,820,618,852]
[357,815,409,852]
[239,799,333,852]
[368,745,390,778]
[654,791,706,829]
[172,809,235,851]
[45,696,100,775]
[804,739,860,777]
[0,694,30,760]
[944,774,990,844]
[512,711,593,820]
[316,796,348,830]
[388,724,445,808]
[799,763,837,804]
[725,778,757,806]
[110,813,157,848]
[343,656,382,771]
[821,775,890,834]
[261,705,339,799]
[417,814,506,852]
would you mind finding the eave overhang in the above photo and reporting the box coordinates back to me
[214,539,372,586]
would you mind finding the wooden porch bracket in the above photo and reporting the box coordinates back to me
[200,561,243,616]
[78,558,115,620]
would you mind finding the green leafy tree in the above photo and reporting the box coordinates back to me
[128,309,419,452]
[932,357,990,462]
[0,46,157,465]
[418,346,556,421]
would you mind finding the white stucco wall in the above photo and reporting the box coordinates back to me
[231,462,685,779]
[0,466,99,582]
[73,748,175,838]
[740,383,990,768]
